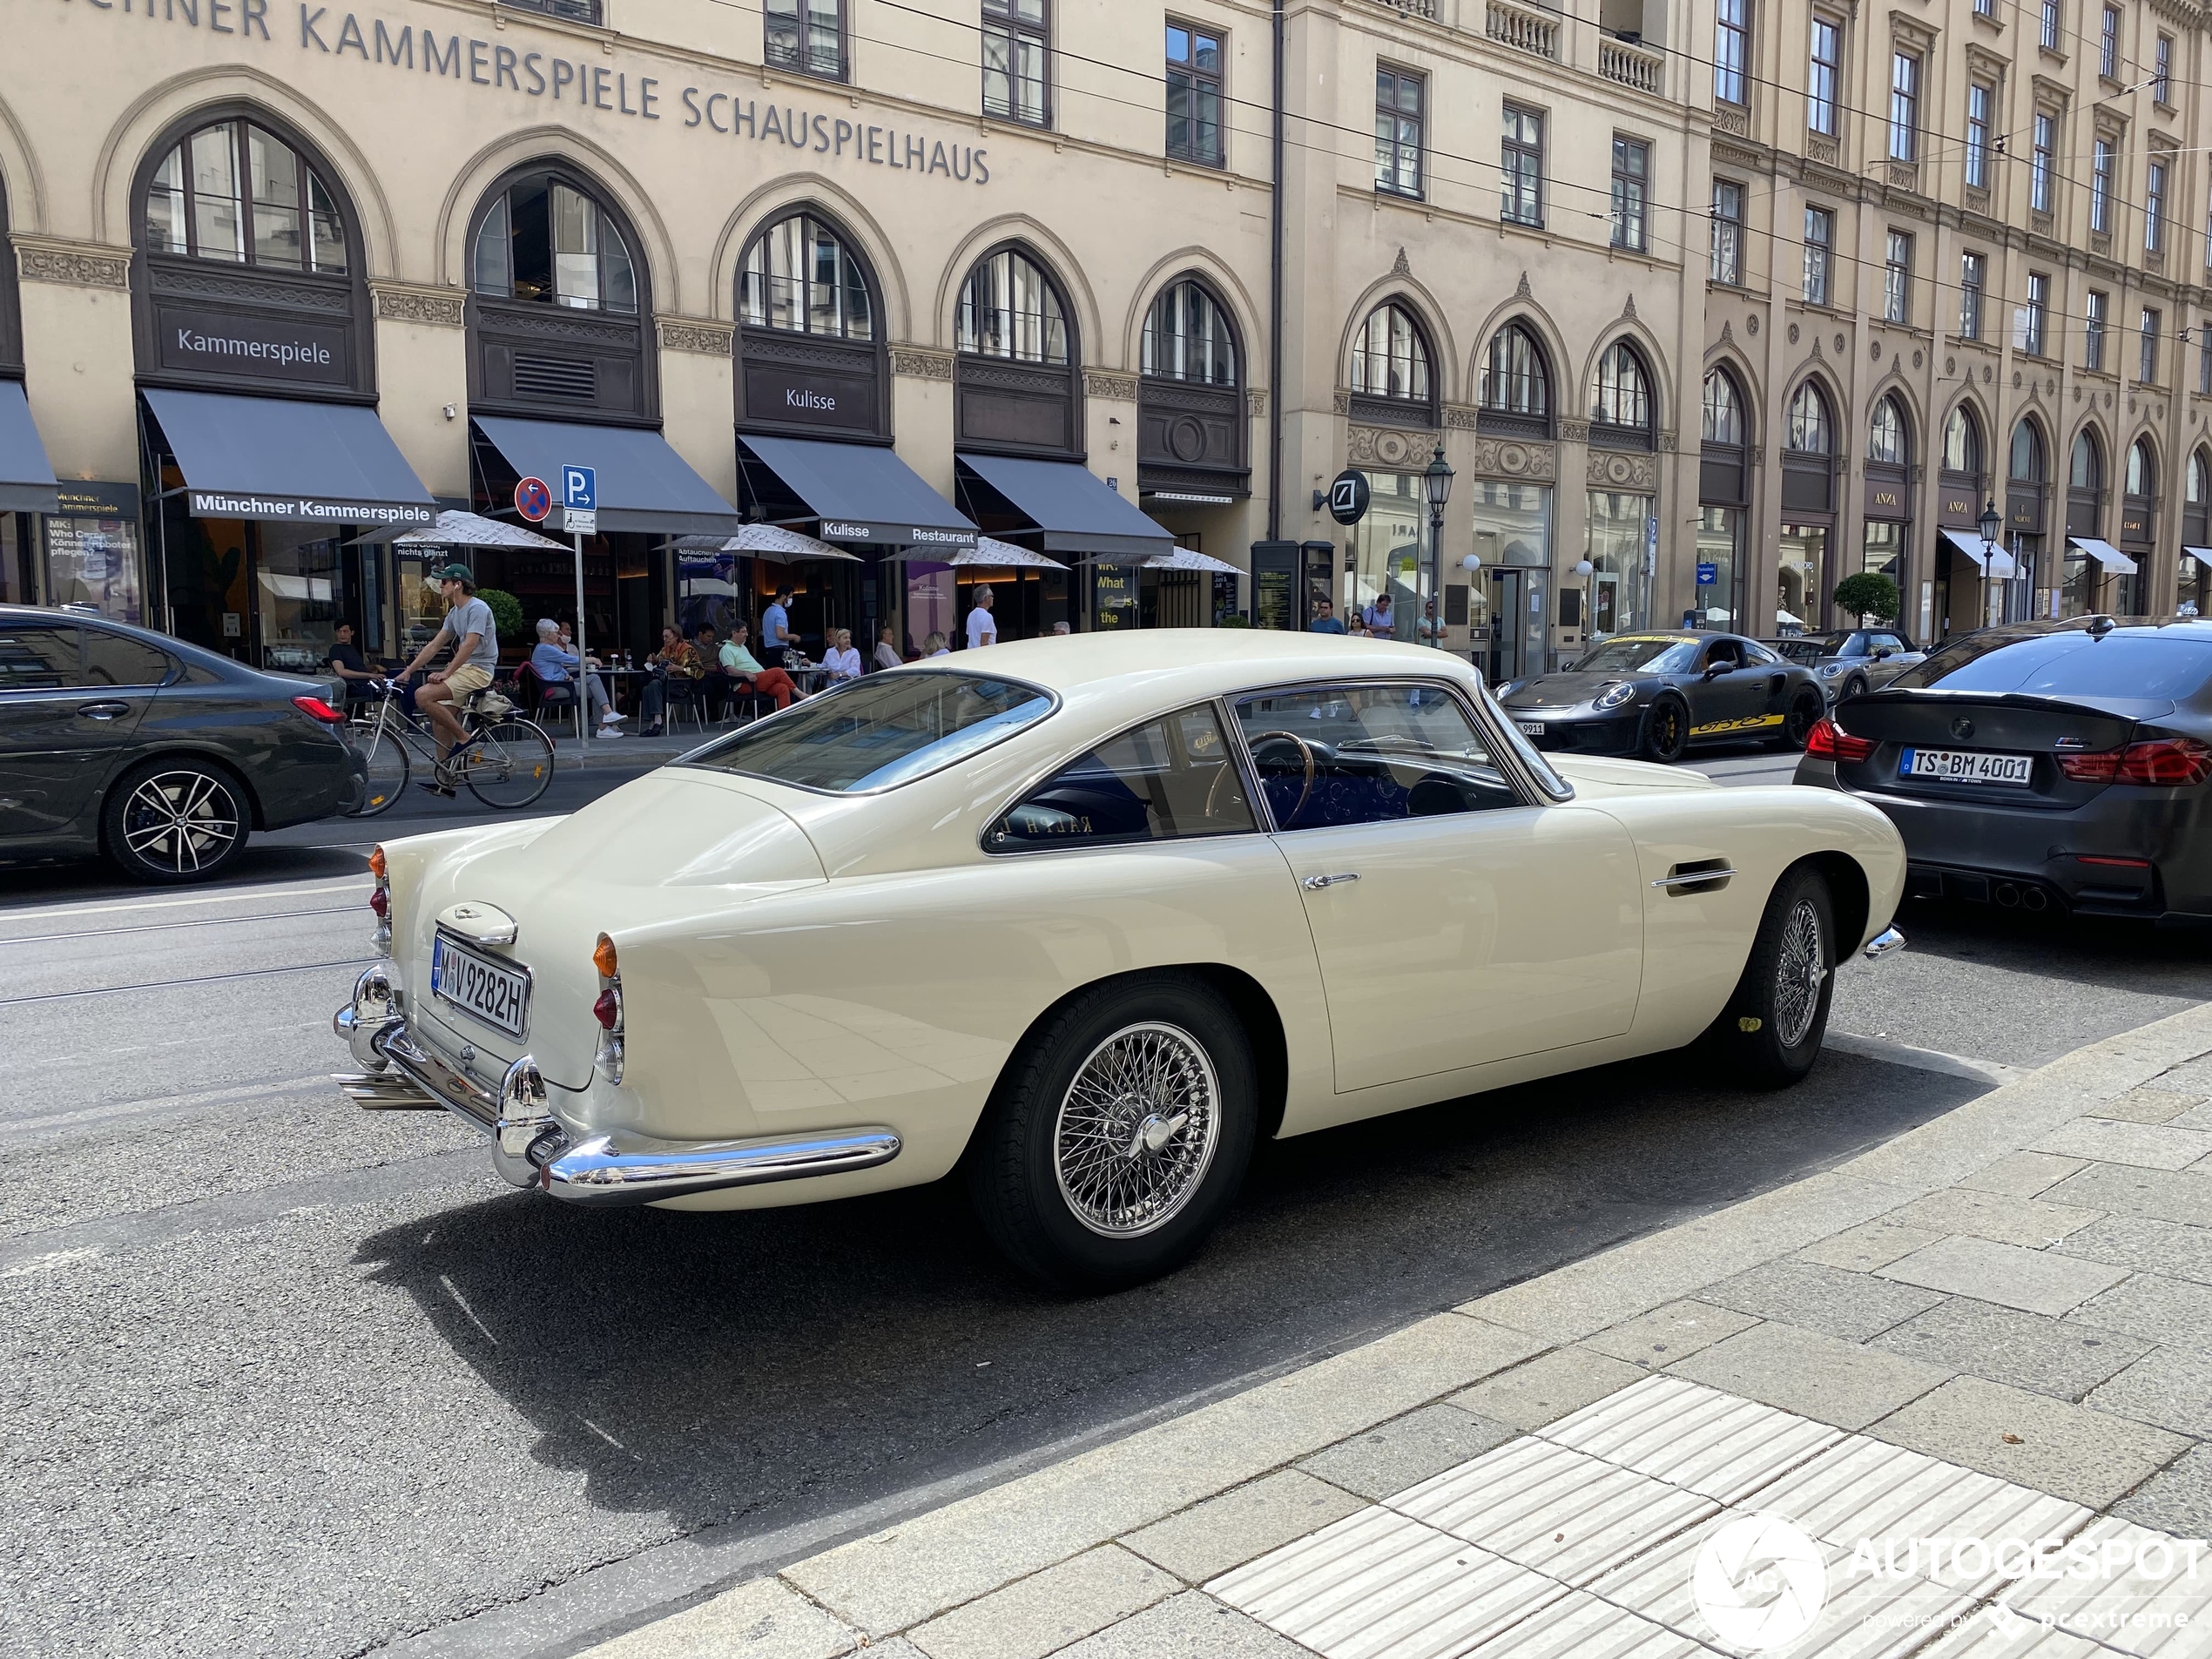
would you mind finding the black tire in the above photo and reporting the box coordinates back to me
[1771,689,1824,752]
[346,711,411,818]
[101,757,251,884]
[462,718,556,809]
[1839,676,1868,703]
[1706,865,1837,1087]
[1640,696,1689,764]
[965,974,1258,1291]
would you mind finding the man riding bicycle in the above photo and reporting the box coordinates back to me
[395,563,498,797]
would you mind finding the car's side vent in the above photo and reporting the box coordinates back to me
[513,354,597,401]
[1652,858,1734,896]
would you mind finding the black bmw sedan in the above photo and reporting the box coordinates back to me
[0,604,360,883]
[1497,631,1827,763]
[1796,617,2212,921]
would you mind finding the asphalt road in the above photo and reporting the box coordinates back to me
[3,755,2206,1658]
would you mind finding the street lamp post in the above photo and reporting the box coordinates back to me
[1423,442,1455,650]
[1979,499,2003,628]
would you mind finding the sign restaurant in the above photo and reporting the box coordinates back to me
[63,0,995,185]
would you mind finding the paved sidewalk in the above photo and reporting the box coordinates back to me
[587,1004,2212,1659]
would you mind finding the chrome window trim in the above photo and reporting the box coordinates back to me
[676,668,1062,799]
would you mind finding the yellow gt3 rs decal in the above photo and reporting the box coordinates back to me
[1689,711,1786,736]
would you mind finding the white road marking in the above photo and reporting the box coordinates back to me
[0,880,369,927]
[1826,1030,2026,1087]
[4,1073,340,1136]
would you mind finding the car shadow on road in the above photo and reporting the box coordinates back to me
[0,844,367,906]
[1885,894,2212,994]
[351,1045,1987,1559]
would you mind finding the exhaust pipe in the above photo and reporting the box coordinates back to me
[2021,887,2050,913]
[1993,883,2020,907]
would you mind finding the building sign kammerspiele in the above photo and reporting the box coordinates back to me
[187,489,432,526]
[160,310,351,386]
[63,0,992,185]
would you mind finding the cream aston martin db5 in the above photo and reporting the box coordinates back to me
[335,631,1905,1288]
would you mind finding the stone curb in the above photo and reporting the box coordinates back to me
[581,1001,2212,1658]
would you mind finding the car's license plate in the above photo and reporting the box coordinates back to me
[1518,721,1547,738]
[1899,746,2033,786]
[430,930,531,1038]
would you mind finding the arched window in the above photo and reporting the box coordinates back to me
[1786,382,1832,454]
[1480,323,1549,421]
[739,214,873,339]
[2071,430,2104,494]
[1943,406,1982,476]
[957,247,1070,364]
[144,118,347,273]
[1142,280,1238,386]
[2192,450,2209,510]
[473,172,637,314]
[2011,418,2046,482]
[1589,341,1654,439]
[2128,437,2155,499]
[1702,369,1743,445]
[1867,396,1908,467]
[1349,301,1431,401]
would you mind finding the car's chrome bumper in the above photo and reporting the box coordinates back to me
[1863,925,1907,960]
[332,966,900,1207]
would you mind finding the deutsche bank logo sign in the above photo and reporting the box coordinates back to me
[563,466,597,511]
[1327,469,1371,526]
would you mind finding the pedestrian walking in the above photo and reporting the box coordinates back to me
[965,585,998,648]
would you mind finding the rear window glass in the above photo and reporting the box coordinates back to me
[1890,631,2212,701]
[684,671,1054,792]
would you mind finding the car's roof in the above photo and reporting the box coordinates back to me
[911,629,1480,703]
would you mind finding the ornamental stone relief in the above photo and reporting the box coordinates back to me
[890,347,954,381]
[1082,370,1138,401]
[1443,405,1480,430]
[1246,388,1267,418]
[658,320,735,355]
[1558,418,1592,442]
[1588,449,1658,489]
[372,285,465,327]
[1345,424,1440,468]
[1467,438,1555,480]
[16,238,131,291]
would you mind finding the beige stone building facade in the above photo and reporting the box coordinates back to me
[2,0,2199,678]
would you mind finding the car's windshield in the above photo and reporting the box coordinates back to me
[1768,639,1828,665]
[683,671,1055,792]
[1889,630,2212,702]
[1573,637,1700,674]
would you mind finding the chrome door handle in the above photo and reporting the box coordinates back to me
[1303,873,1360,890]
[1653,865,1735,890]
[76,702,130,721]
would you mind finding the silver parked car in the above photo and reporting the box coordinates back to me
[1764,629,1926,704]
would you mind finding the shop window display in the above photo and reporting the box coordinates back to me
[1777,524,1827,632]
[43,515,145,625]
[1345,470,1424,637]
[1585,491,1653,638]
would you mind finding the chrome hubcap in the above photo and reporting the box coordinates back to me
[1774,898,1826,1048]
[1055,1022,1219,1238]
[122,771,240,873]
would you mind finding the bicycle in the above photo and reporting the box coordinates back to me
[342,678,556,817]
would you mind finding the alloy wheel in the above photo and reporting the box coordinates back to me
[1053,1022,1220,1238]
[121,769,242,875]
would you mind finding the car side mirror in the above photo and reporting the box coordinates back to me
[1703,661,1732,678]
[1873,647,1894,660]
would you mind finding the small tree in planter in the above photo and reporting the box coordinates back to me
[475,587,528,657]
[1831,571,1901,624]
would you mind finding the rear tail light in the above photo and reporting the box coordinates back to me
[293,694,346,724]
[592,932,624,1085]
[1805,717,1876,763]
[368,844,391,955]
[2060,738,2212,786]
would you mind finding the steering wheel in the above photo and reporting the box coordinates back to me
[1244,730,1318,823]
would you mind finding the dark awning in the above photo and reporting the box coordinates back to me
[473,415,743,536]
[0,381,57,515]
[141,388,435,527]
[738,435,976,550]
[956,453,1172,559]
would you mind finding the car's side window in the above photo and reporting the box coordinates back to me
[0,625,84,691]
[82,630,175,688]
[1700,639,1743,671]
[1232,683,1523,831]
[1743,641,1781,665]
[985,702,1257,852]
[1870,632,1907,655]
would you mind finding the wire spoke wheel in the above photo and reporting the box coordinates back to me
[462,718,555,809]
[347,711,411,818]
[120,769,241,875]
[1773,897,1826,1049]
[1054,1022,1220,1238]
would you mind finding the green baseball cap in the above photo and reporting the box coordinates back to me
[429,563,475,585]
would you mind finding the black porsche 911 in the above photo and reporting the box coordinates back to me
[1497,631,1828,763]
[1797,616,2212,922]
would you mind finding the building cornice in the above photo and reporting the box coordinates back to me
[13,234,130,291]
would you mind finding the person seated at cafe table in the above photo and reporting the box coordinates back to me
[531,618,625,738]
[637,624,704,737]
[691,624,736,717]
[822,628,863,684]
[923,631,951,658]
[873,623,903,673]
[716,620,801,711]
[326,622,384,702]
